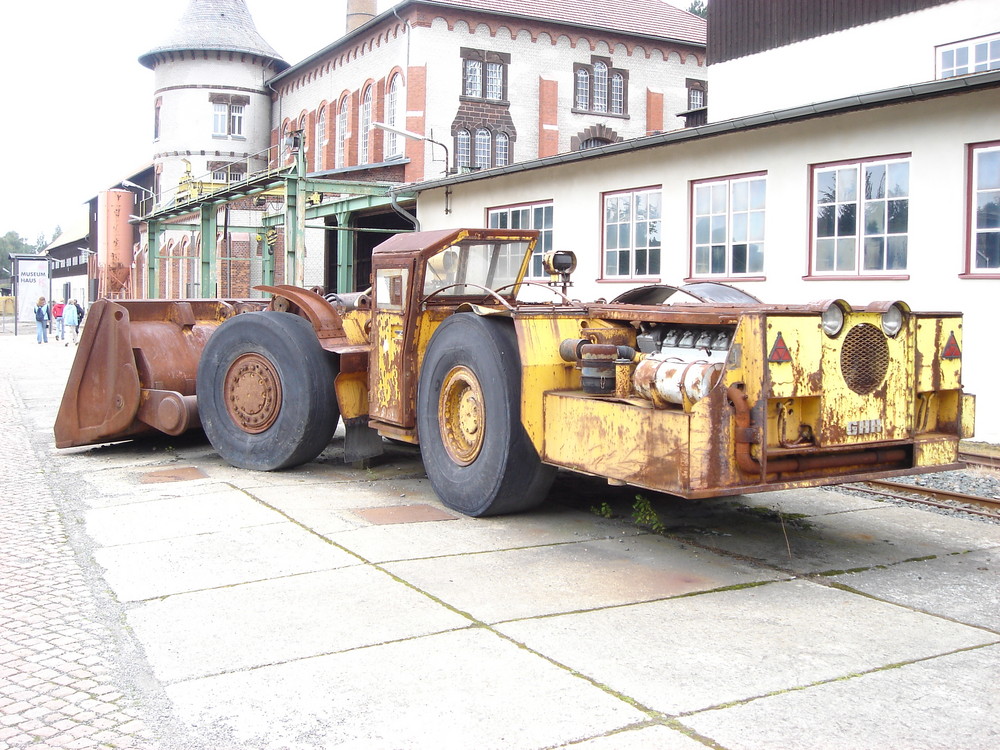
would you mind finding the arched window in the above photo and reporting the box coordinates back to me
[316,106,327,147]
[385,74,403,158]
[611,74,625,115]
[575,59,627,116]
[336,97,348,168]
[495,132,509,167]
[575,69,590,110]
[475,129,491,169]
[593,61,608,112]
[456,130,471,169]
[360,86,373,164]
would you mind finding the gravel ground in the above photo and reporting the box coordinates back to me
[827,456,1000,524]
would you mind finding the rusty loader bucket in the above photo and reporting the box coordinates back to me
[54,298,265,449]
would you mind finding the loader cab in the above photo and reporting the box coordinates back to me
[367,228,540,439]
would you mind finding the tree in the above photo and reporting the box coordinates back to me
[688,0,707,19]
[0,230,50,288]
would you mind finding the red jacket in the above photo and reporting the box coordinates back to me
[53,303,65,317]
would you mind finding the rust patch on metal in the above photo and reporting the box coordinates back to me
[224,353,283,434]
[351,504,458,525]
[140,466,209,483]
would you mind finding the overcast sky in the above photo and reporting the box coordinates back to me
[0,0,394,245]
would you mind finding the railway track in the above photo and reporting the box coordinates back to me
[849,479,1000,519]
[841,447,1000,520]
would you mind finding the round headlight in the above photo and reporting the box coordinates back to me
[821,303,845,337]
[881,303,905,337]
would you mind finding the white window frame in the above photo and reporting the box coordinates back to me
[602,187,662,279]
[385,74,403,158]
[464,59,483,98]
[485,62,503,100]
[336,98,348,168]
[692,174,767,278]
[611,73,625,115]
[593,61,608,113]
[229,104,244,137]
[970,143,1000,274]
[937,32,1000,78]
[811,156,911,276]
[495,132,509,167]
[475,129,491,169]
[212,102,228,136]
[575,69,590,110]
[488,201,553,278]
[316,106,327,149]
[456,130,471,169]
[360,87,373,164]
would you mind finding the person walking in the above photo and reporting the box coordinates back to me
[71,299,84,339]
[52,299,65,341]
[63,299,79,346]
[34,297,49,343]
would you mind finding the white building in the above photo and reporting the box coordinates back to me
[708,0,1000,121]
[139,0,289,205]
[401,9,1000,441]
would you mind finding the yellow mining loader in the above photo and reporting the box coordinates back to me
[55,228,975,516]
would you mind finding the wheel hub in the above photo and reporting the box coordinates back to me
[439,365,485,465]
[224,353,282,434]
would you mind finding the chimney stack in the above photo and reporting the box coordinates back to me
[346,0,377,32]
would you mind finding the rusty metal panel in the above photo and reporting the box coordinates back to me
[54,298,264,449]
[913,435,959,468]
[763,312,913,447]
[542,391,690,493]
[915,317,963,393]
[369,310,407,425]
[514,314,588,453]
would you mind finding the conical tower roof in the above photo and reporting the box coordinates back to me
[139,0,288,70]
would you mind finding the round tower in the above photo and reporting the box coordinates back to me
[139,0,288,205]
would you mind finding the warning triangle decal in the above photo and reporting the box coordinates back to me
[942,331,962,359]
[768,333,792,363]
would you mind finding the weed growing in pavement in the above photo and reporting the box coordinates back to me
[590,502,614,519]
[631,494,665,533]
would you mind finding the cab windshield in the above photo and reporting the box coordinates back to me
[422,240,531,298]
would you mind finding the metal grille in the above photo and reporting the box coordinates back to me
[840,323,889,395]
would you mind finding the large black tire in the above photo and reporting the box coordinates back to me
[196,311,340,471]
[417,314,556,516]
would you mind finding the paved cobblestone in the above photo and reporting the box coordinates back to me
[0,357,158,750]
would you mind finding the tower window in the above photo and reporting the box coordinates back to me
[209,94,249,138]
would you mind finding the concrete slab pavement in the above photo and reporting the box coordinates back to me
[2,326,999,749]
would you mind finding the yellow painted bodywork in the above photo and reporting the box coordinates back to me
[370,310,406,424]
[762,312,913,446]
[335,370,369,420]
[542,392,689,491]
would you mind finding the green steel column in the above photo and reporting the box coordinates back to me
[147,220,160,299]
[285,136,308,287]
[199,205,218,298]
[261,229,275,288]
[335,211,355,293]
[285,180,299,287]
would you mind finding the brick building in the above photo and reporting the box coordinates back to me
[129,0,706,297]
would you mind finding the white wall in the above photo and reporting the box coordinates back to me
[154,57,276,201]
[414,86,1000,442]
[709,0,1000,122]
